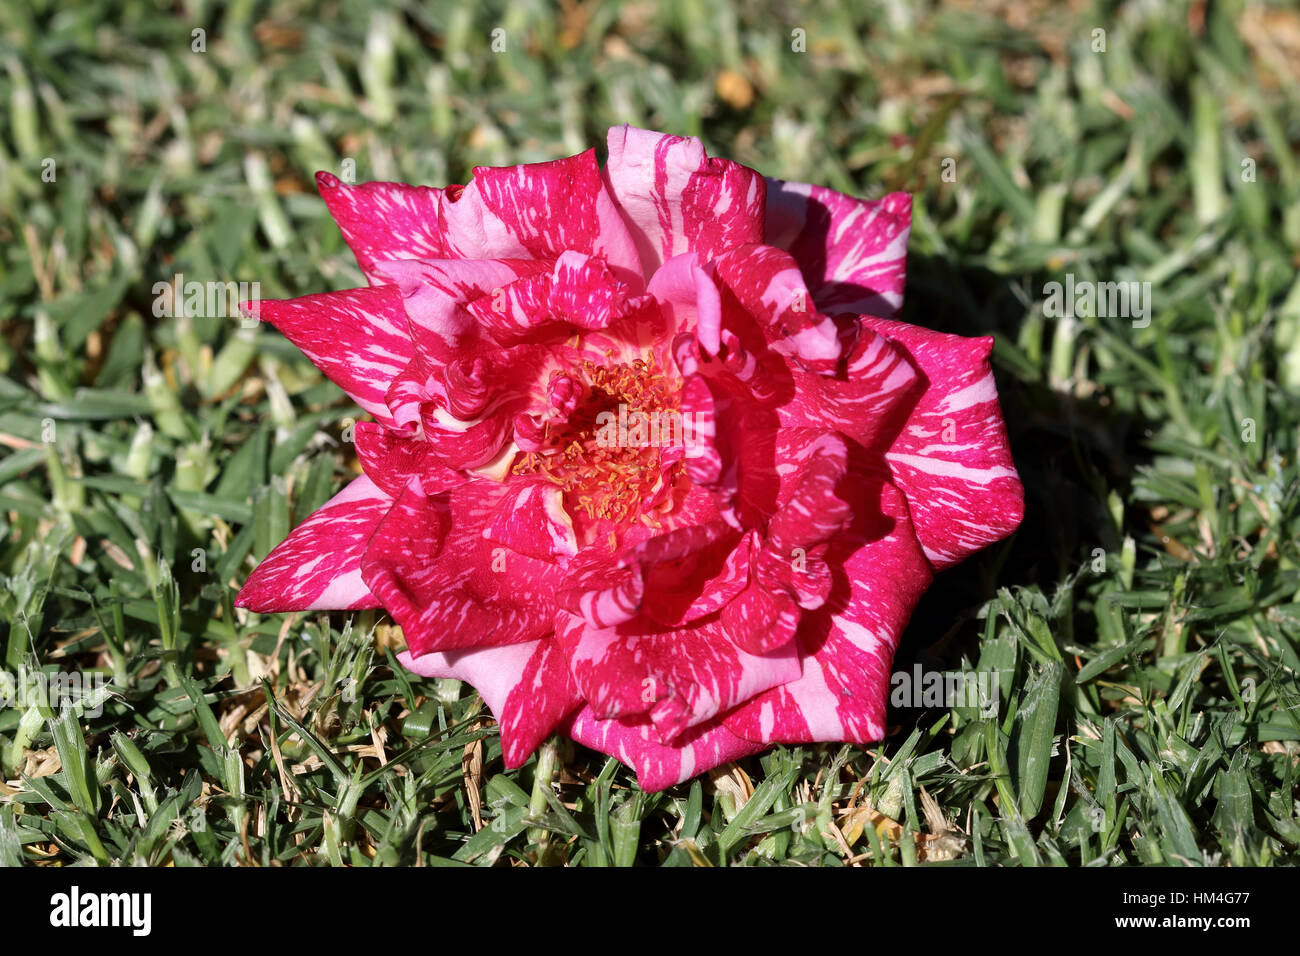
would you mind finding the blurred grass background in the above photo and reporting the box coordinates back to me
[1,0,1299,866]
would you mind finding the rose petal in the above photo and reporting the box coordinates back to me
[565,707,765,793]
[316,172,453,284]
[862,316,1024,569]
[246,286,414,426]
[234,475,389,612]
[724,474,932,745]
[557,610,801,743]
[361,481,564,653]
[353,421,465,498]
[604,126,766,278]
[765,180,911,319]
[398,639,581,767]
[318,150,641,286]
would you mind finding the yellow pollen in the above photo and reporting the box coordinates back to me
[511,353,683,526]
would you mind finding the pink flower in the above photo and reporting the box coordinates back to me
[236,126,1024,791]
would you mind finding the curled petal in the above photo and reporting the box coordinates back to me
[765,180,911,319]
[484,482,579,562]
[863,316,1024,569]
[557,611,800,743]
[724,475,932,745]
[361,482,562,654]
[353,421,465,498]
[374,257,547,362]
[605,125,766,278]
[565,707,765,793]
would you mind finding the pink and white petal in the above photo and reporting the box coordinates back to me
[777,324,922,448]
[766,431,852,553]
[316,173,452,284]
[604,126,766,278]
[353,421,465,498]
[708,243,843,368]
[646,253,723,353]
[235,475,390,612]
[483,482,578,562]
[558,612,800,743]
[361,482,564,654]
[398,639,581,767]
[765,180,911,319]
[248,286,413,425]
[466,251,628,344]
[861,316,1024,569]
[724,475,933,745]
[448,149,642,284]
[374,257,547,363]
[418,402,515,470]
[565,707,765,793]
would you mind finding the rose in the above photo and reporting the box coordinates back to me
[236,126,1023,791]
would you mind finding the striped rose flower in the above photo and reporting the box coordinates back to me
[236,126,1023,791]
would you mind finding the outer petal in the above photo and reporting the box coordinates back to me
[316,172,452,284]
[360,481,563,654]
[861,316,1024,569]
[234,475,389,612]
[398,639,581,767]
[452,149,642,284]
[604,126,766,278]
[565,707,765,793]
[765,180,911,319]
[557,611,801,744]
[248,286,415,426]
[724,474,932,745]
[318,150,641,286]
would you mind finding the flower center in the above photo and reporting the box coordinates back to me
[511,355,685,525]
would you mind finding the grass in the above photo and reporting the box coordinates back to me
[1,0,1298,867]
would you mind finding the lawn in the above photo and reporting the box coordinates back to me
[1,0,1298,866]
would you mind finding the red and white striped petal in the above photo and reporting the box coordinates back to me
[353,421,466,498]
[361,482,563,654]
[466,251,629,344]
[765,180,911,319]
[484,482,579,562]
[234,475,389,612]
[861,316,1024,569]
[724,477,932,745]
[398,639,581,767]
[318,150,641,286]
[316,172,453,284]
[374,257,547,363]
[446,149,642,284]
[604,126,766,279]
[247,286,413,426]
[708,243,844,369]
[557,611,801,743]
[777,326,923,449]
[565,707,765,793]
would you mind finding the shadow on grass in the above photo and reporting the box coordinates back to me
[888,249,1160,729]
